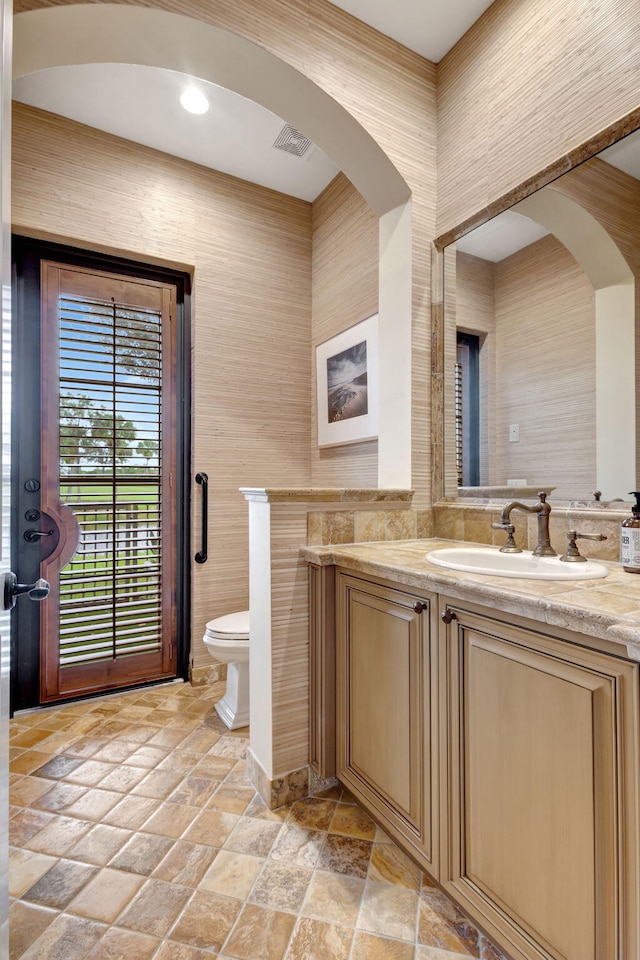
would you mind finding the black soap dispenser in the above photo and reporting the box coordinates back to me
[621,492,640,573]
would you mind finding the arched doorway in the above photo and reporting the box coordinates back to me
[14,3,414,486]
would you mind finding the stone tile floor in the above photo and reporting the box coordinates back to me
[8,680,507,959]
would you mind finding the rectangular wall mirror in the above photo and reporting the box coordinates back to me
[441,127,640,504]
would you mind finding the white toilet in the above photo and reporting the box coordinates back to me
[202,610,250,730]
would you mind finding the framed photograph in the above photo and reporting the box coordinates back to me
[315,314,378,447]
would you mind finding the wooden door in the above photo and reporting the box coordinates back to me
[442,602,640,960]
[38,261,178,701]
[337,571,438,874]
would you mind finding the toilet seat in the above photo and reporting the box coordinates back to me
[204,610,249,641]
[202,609,250,730]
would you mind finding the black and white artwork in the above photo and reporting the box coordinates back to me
[326,340,368,424]
[316,315,378,447]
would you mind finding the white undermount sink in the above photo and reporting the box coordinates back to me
[426,546,609,580]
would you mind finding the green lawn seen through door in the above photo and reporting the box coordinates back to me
[58,478,163,666]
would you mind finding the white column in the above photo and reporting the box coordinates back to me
[246,497,273,777]
[595,282,636,499]
[378,200,413,488]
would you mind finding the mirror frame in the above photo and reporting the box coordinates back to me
[430,103,640,505]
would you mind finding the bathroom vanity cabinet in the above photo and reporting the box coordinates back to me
[336,572,439,875]
[308,558,640,960]
[441,598,639,960]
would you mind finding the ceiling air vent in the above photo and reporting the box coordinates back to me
[273,124,313,158]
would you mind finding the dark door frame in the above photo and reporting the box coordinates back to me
[456,331,480,487]
[11,235,192,712]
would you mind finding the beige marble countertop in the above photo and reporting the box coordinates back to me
[301,538,640,660]
[240,487,413,503]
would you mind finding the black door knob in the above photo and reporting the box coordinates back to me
[441,609,457,624]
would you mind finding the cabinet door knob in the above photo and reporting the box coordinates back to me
[413,600,427,614]
[441,609,457,624]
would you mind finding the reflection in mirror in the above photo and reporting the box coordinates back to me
[445,130,640,503]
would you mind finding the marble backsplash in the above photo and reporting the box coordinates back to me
[432,500,629,562]
[307,507,434,546]
[306,498,628,564]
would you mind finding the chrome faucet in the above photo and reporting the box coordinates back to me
[491,491,556,556]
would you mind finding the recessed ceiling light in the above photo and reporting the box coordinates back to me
[180,88,209,115]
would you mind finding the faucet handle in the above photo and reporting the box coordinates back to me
[491,522,522,553]
[560,529,607,562]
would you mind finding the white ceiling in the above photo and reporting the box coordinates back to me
[12,1,496,202]
[456,211,549,262]
[13,64,340,203]
[599,128,640,180]
[327,0,495,61]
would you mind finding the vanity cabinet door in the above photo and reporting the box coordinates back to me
[442,602,640,960]
[336,571,438,875]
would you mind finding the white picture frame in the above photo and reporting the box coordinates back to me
[315,314,378,448]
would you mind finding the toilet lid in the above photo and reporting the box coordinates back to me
[205,609,250,640]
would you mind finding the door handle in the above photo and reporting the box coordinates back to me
[195,472,208,564]
[23,511,61,561]
[24,528,54,542]
[3,572,50,610]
